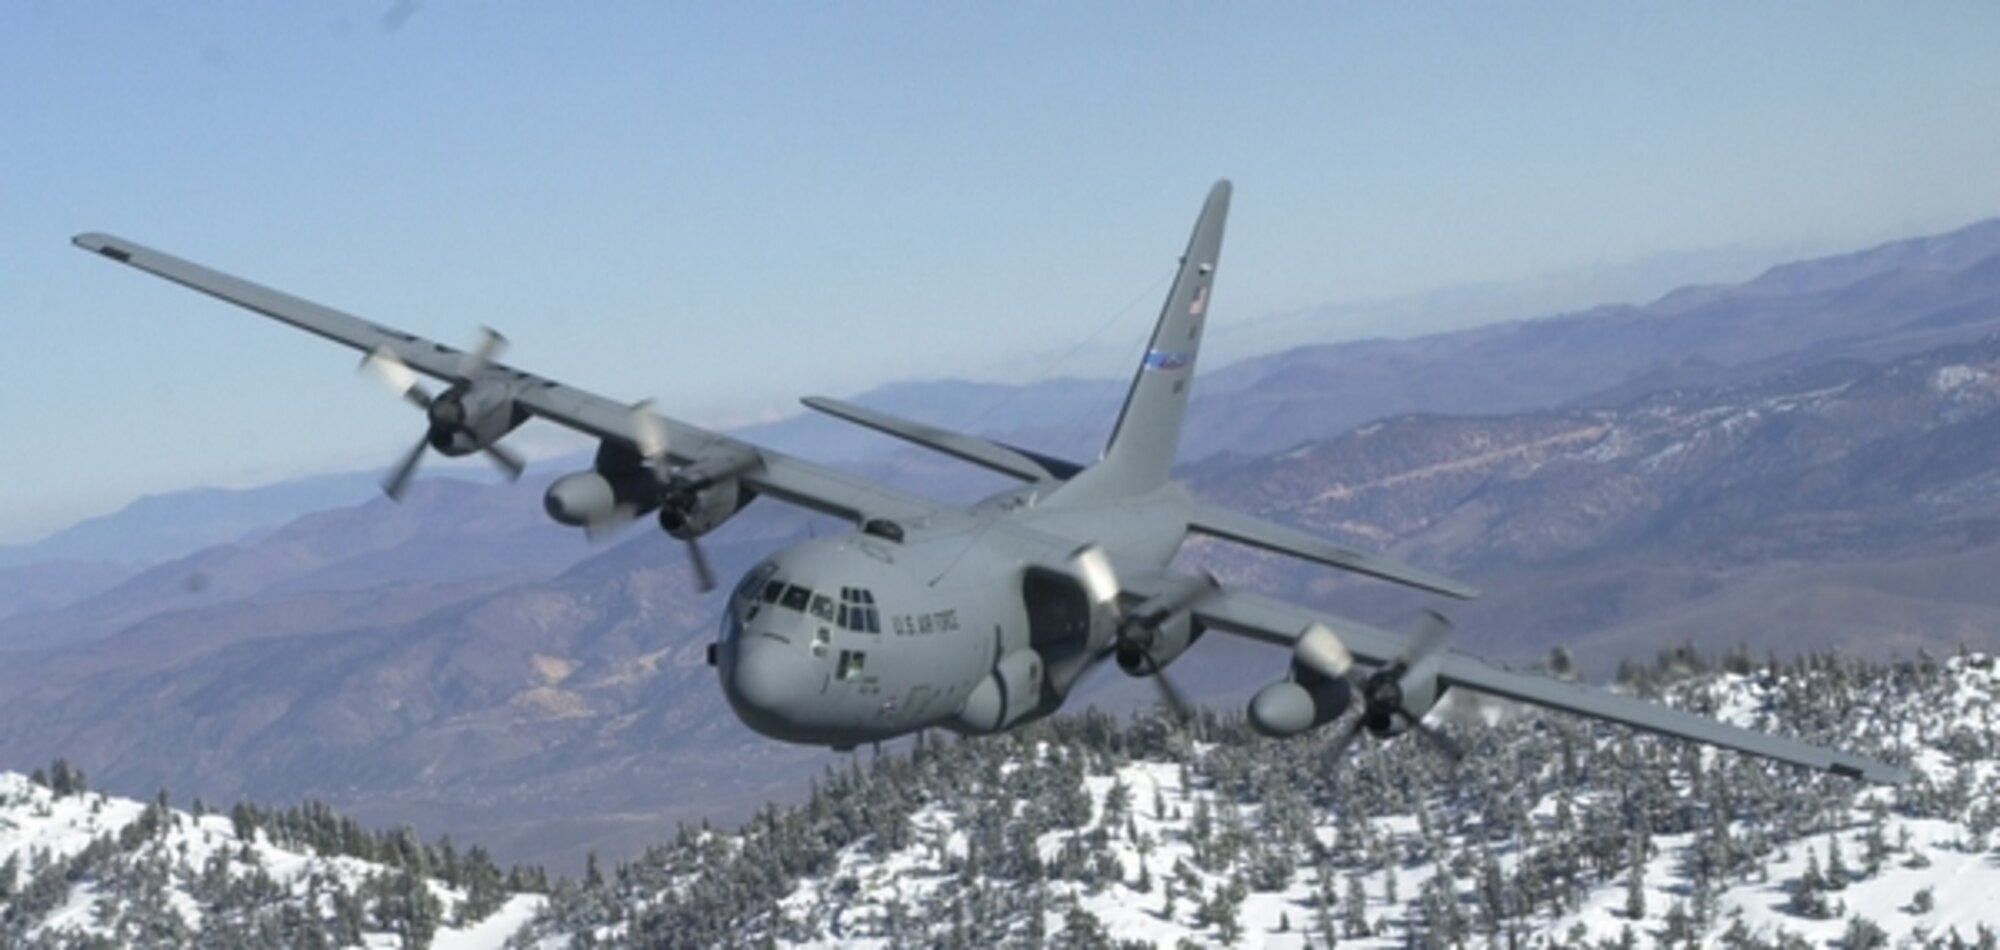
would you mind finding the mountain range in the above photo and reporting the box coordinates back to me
[2,217,1999,874]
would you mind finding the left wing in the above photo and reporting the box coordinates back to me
[1115,570,1907,784]
[1188,502,1477,600]
[73,232,944,527]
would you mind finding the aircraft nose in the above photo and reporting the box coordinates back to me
[725,636,820,729]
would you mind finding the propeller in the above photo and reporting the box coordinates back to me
[1329,609,1464,764]
[358,328,524,501]
[457,326,507,378]
[1069,544,1213,721]
[1294,622,1356,680]
[631,403,717,594]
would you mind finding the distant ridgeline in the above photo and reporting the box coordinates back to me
[4,648,1999,948]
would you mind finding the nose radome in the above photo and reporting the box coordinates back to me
[729,637,819,719]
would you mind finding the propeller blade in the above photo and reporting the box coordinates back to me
[583,508,638,543]
[1070,544,1122,615]
[382,434,429,501]
[360,347,432,409]
[1137,651,1192,721]
[1153,669,1193,721]
[482,442,526,481]
[630,402,670,481]
[1295,622,1355,678]
[1328,717,1367,762]
[685,538,716,593]
[1405,715,1465,764]
[460,326,508,377]
[1404,608,1454,665]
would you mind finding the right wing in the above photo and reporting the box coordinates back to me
[73,232,945,528]
[1107,566,1906,784]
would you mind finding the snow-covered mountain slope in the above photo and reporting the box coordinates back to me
[518,651,2000,948]
[0,769,542,947]
[6,650,1998,947]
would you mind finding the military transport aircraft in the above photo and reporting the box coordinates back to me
[75,181,1905,783]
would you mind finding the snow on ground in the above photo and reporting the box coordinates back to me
[0,770,544,946]
[736,659,2000,946]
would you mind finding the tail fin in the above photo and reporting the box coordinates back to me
[1087,179,1230,495]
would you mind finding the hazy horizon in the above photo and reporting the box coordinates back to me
[8,4,1999,542]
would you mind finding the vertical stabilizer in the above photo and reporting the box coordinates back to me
[1072,180,1230,498]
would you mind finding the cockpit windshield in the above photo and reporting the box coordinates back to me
[750,575,882,633]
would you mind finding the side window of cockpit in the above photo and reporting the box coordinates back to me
[809,594,837,624]
[735,563,779,621]
[734,562,777,605]
[840,588,881,633]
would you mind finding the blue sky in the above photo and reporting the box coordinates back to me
[4,4,1999,543]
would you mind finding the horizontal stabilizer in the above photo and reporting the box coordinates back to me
[1188,502,1477,600]
[800,397,1077,482]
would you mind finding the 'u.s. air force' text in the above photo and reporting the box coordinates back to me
[891,609,960,635]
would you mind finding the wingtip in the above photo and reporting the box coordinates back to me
[1830,758,1910,785]
[72,232,131,262]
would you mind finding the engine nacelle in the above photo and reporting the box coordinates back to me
[1248,664,1354,738]
[426,382,525,456]
[544,469,661,527]
[956,649,1045,733]
[1116,612,1204,676]
[658,476,753,540]
[1361,668,1442,738]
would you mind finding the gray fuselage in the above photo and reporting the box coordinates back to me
[716,481,1192,747]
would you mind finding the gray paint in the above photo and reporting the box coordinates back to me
[74,183,1904,783]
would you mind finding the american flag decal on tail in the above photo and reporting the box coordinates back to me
[1189,284,1209,317]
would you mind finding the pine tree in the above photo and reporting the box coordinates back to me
[1824,834,1850,890]
[1790,848,1828,918]
[1624,836,1647,920]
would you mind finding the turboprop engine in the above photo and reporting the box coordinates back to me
[1116,611,1203,677]
[357,331,528,499]
[1329,610,1464,761]
[1356,663,1442,739]
[544,430,761,592]
[657,476,751,541]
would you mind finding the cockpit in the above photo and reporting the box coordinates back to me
[727,560,883,637]
[718,554,894,745]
